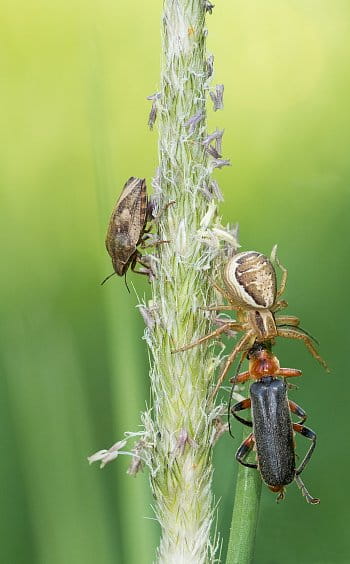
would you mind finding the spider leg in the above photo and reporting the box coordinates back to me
[271,300,288,313]
[273,251,288,299]
[277,327,329,372]
[211,331,255,398]
[200,304,237,312]
[209,280,236,303]
[275,315,300,327]
[172,322,244,353]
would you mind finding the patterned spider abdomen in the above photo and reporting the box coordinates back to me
[223,251,277,309]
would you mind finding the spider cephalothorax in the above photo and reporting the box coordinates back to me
[174,250,328,397]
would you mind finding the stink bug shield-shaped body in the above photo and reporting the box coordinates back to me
[102,177,151,284]
[232,342,319,504]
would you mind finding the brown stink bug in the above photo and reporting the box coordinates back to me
[101,177,159,285]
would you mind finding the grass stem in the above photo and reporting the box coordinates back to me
[225,428,262,564]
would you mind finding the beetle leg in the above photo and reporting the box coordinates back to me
[230,370,250,385]
[211,331,255,398]
[172,322,241,353]
[231,398,252,427]
[277,368,302,379]
[293,424,319,504]
[294,474,320,504]
[268,485,286,502]
[293,423,317,476]
[289,400,307,424]
[236,433,257,468]
[277,327,329,372]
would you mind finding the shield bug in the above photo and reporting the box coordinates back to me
[102,177,156,285]
[173,249,328,397]
[231,341,319,504]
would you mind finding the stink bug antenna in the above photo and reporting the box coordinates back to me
[101,272,116,286]
[124,272,131,294]
[228,353,246,439]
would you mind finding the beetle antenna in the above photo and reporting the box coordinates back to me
[124,273,131,294]
[228,353,246,439]
[101,272,116,286]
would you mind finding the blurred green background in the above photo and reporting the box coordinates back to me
[1,1,349,563]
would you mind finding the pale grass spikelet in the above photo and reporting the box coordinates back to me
[210,158,231,171]
[147,92,161,130]
[90,1,238,562]
[145,3,236,558]
[206,54,214,78]
[205,1,215,15]
[88,439,139,469]
[210,84,224,111]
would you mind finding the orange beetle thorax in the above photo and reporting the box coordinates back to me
[249,349,280,380]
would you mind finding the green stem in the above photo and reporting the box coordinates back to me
[225,428,262,564]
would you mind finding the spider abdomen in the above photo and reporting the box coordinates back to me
[224,251,277,309]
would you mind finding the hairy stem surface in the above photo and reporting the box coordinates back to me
[148,1,219,562]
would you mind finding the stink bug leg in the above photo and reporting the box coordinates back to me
[103,177,172,285]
